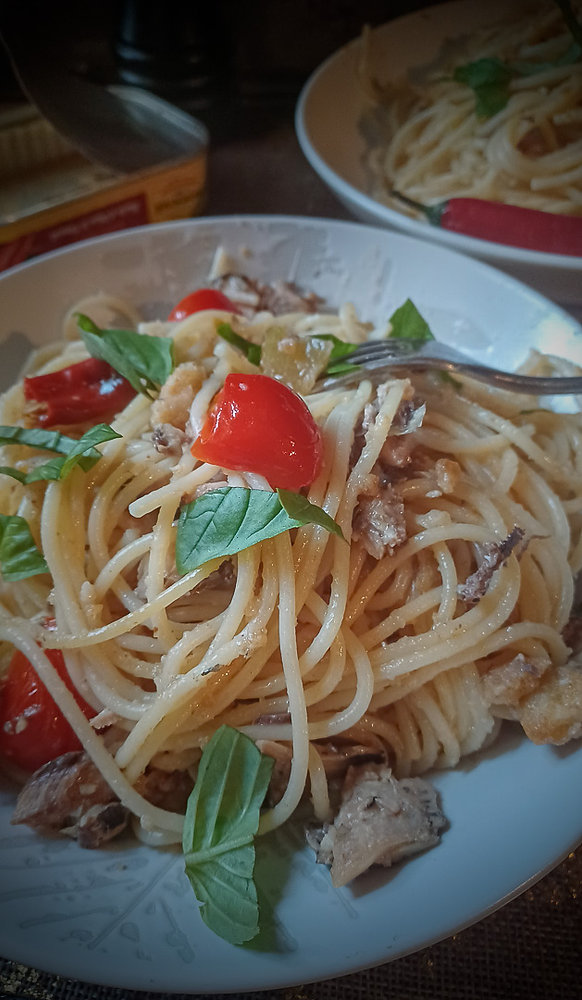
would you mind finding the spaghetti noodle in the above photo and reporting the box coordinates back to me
[1,281,582,857]
[361,1,582,220]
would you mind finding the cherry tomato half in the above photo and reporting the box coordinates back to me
[0,648,95,773]
[167,288,241,322]
[191,372,323,490]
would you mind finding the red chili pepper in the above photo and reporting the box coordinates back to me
[0,647,95,773]
[24,357,136,427]
[168,288,241,322]
[392,190,582,257]
[191,372,323,490]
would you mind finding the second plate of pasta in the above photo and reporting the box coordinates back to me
[295,0,582,309]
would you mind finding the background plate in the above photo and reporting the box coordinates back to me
[1,215,581,994]
[295,0,582,311]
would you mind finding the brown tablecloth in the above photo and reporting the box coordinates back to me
[1,103,581,1000]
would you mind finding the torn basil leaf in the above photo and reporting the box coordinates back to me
[182,724,273,945]
[216,322,262,365]
[315,334,361,376]
[0,423,120,483]
[0,424,97,462]
[277,489,344,538]
[388,299,435,342]
[76,313,174,397]
[0,514,48,581]
[216,321,361,381]
[453,58,513,118]
[176,486,342,574]
[453,1,582,120]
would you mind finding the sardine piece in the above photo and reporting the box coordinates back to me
[307,763,446,887]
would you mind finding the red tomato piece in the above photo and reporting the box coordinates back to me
[24,357,135,427]
[0,648,94,773]
[167,288,241,322]
[191,372,323,490]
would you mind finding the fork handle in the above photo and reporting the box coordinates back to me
[320,359,582,395]
[413,360,582,395]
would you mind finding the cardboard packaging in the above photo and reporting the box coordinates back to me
[0,92,208,272]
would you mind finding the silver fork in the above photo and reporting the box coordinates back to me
[318,337,582,395]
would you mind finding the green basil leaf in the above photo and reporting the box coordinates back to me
[453,0,582,118]
[76,313,174,397]
[453,57,513,117]
[453,57,511,89]
[55,423,121,480]
[453,8,582,120]
[216,322,262,365]
[324,358,361,376]
[388,299,435,342]
[313,334,361,376]
[0,423,120,483]
[0,466,27,485]
[215,323,361,379]
[277,488,344,538]
[0,514,48,581]
[183,724,273,945]
[0,424,94,461]
[176,487,342,574]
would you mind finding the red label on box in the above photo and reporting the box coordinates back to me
[0,194,149,273]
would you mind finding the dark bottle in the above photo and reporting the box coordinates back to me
[113,0,232,112]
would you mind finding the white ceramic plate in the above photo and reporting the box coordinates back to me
[295,0,582,311]
[1,216,581,994]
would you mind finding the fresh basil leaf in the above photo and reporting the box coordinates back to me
[313,334,361,376]
[0,423,120,483]
[176,488,292,573]
[176,487,342,574]
[183,724,273,945]
[324,358,360,376]
[76,313,174,397]
[277,489,344,539]
[214,323,362,380]
[216,322,262,366]
[453,4,582,120]
[453,58,513,117]
[0,466,27,485]
[55,424,121,479]
[0,424,94,462]
[388,299,435,342]
[214,322,361,381]
[0,514,48,580]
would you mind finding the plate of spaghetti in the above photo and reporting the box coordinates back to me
[1,215,582,993]
[295,0,582,310]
